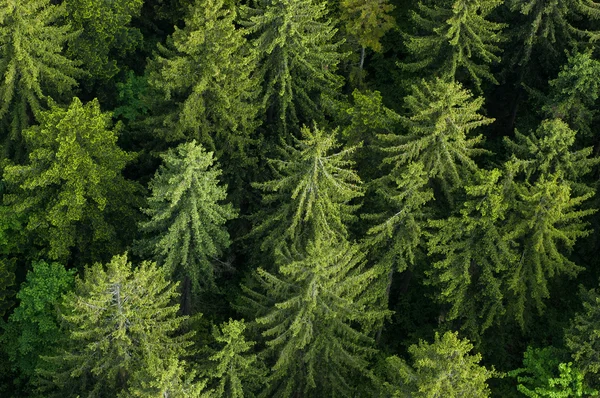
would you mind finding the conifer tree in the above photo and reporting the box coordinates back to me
[65,0,143,81]
[402,0,504,90]
[136,141,237,310]
[538,51,600,137]
[386,331,496,397]
[0,0,81,159]
[148,0,260,182]
[508,0,600,70]
[3,98,139,263]
[1,261,74,387]
[364,162,433,307]
[242,0,344,136]
[202,319,264,398]
[427,168,513,337]
[252,124,362,257]
[251,240,382,397]
[505,173,595,327]
[382,78,491,197]
[339,0,395,69]
[565,284,600,386]
[38,254,200,397]
[504,119,599,194]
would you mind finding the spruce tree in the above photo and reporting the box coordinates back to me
[148,0,260,183]
[427,168,513,337]
[252,240,382,397]
[0,0,81,159]
[386,331,496,397]
[202,319,264,398]
[382,78,491,198]
[3,98,139,263]
[65,0,143,81]
[136,141,237,309]
[565,284,600,386]
[252,124,362,258]
[38,254,200,397]
[242,0,344,136]
[402,0,504,90]
[505,173,595,328]
[507,0,600,70]
[1,261,74,388]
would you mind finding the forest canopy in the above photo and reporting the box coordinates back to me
[1,0,600,396]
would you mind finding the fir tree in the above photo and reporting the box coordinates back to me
[386,331,496,397]
[148,0,260,184]
[0,0,81,159]
[252,240,382,397]
[401,0,505,90]
[3,97,139,263]
[252,124,362,258]
[427,168,513,337]
[505,173,595,327]
[242,0,344,136]
[136,141,237,310]
[38,254,200,397]
[381,78,491,198]
[565,284,600,386]
[65,0,143,82]
[1,261,74,388]
[202,319,264,398]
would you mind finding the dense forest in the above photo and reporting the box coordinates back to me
[1,0,600,396]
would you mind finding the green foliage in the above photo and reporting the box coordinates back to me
[0,0,81,159]
[1,261,74,385]
[382,78,491,197]
[38,253,200,397]
[540,51,600,137]
[252,240,382,397]
[3,98,139,263]
[565,284,600,383]
[388,331,496,397]
[253,124,363,257]
[148,0,260,180]
[340,0,395,52]
[137,141,237,296]
[65,0,143,81]
[402,0,505,90]
[505,173,595,328]
[427,168,513,337]
[504,119,599,193]
[508,0,600,69]
[242,0,344,135]
[203,319,264,398]
[510,346,597,397]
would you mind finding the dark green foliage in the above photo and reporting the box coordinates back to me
[3,98,139,263]
[137,141,237,297]
[242,0,344,135]
[252,124,362,257]
[507,0,600,69]
[148,0,260,180]
[38,254,202,397]
[386,331,496,397]
[565,284,600,386]
[1,261,74,387]
[427,168,512,337]
[202,319,264,397]
[540,51,600,137]
[0,0,81,159]
[509,346,597,397]
[65,0,144,81]
[402,0,505,90]
[252,240,382,397]
[381,78,492,197]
